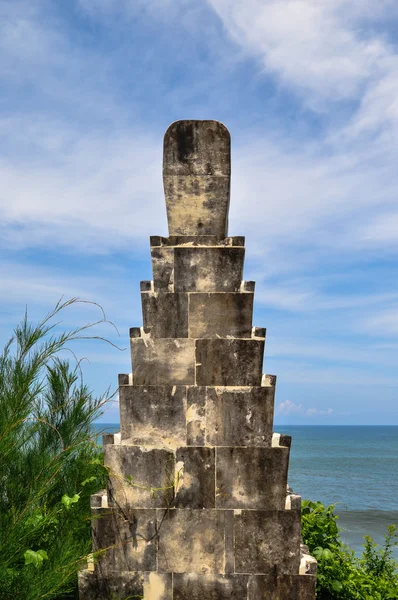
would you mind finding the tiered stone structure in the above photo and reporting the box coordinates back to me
[78,121,317,599]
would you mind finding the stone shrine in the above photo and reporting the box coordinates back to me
[78,120,317,599]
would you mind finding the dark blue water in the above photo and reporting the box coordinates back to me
[95,423,398,556]
[279,425,398,555]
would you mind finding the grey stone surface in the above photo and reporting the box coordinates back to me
[92,507,157,573]
[195,339,264,386]
[140,280,153,291]
[188,292,253,338]
[141,292,188,338]
[118,373,130,386]
[173,574,249,600]
[163,121,231,237]
[119,385,186,447]
[204,386,274,447]
[234,510,302,574]
[186,386,206,446]
[151,247,174,291]
[247,574,317,599]
[174,247,244,292]
[151,235,245,247]
[102,433,118,446]
[104,445,175,509]
[131,338,195,385]
[174,446,215,508]
[78,570,173,600]
[157,508,230,574]
[216,447,289,509]
[279,434,292,448]
[90,489,106,508]
[186,386,275,447]
[242,280,255,292]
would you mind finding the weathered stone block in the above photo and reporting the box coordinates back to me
[163,121,231,237]
[186,386,275,447]
[175,447,215,508]
[102,432,120,446]
[140,280,153,292]
[131,338,195,385]
[174,247,244,292]
[91,507,157,573]
[90,489,107,508]
[151,247,174,291]
[104,445,175,508]
[164,175,231,237]
[188,292,253,338]
[204,386,274,447]
[234,510,301,574]
[253,326,266,338]
[141,292,188,338]
[216,447,289,509]
[157,509,231,573]
[119,385,187,447]
[247,573,316,600]
[286,491,302,511]
[78,570,173,600]
[163,121,231,177]
[173,574,249,600]
[242,280,255,292]
[195,339,264,386]
[150,235,245,247]
[118,373,130,386]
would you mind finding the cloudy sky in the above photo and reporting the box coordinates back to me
[1,0,398,424]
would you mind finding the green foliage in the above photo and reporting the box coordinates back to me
[0,300,111,599]
[302,500,398,599]
[24,549,49,568]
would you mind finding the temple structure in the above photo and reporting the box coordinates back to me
[78,120,317,599]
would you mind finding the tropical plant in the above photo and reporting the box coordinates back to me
[0,299,115,599]
[301,500,398,599]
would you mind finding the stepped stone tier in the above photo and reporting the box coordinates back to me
[78,120,317,599]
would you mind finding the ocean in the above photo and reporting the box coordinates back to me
[94,424,398,557]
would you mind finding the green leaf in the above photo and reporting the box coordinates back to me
[313,547,324,559]
[24,549,48,568]
[25,512,44,527]
[331,580,343,592]
[322,548,334,560]
[61,493,80,509]
[81,476,96,487]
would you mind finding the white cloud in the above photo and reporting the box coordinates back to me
[276,399,333,416]
[0,117,166,252]
[207,0,395,112]
[1,1,398,262]
[307,407,334,416]
[363,307,398,336]
[277,399,305,415]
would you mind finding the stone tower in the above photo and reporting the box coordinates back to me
[78,121,317,599]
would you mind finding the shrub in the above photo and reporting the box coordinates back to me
[302,500,398,599]
[0,300,111,599]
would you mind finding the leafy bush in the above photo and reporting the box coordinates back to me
[302,500,398,599]
[0,300,111,599]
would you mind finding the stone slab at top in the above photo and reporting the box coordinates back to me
[163,120,231,237]
[150,236,245,248]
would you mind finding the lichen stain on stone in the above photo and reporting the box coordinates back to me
[175,460,185,493]
[143,573,166,600]
[186,402,205,425]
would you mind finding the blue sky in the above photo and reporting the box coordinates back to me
[1,0,398,425]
